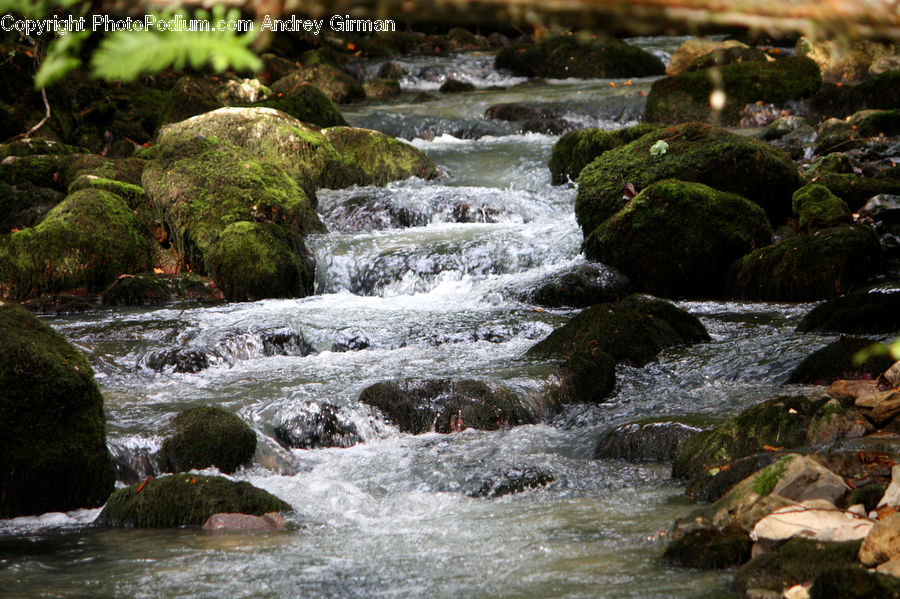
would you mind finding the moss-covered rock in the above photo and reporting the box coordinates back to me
[0,181,64,233]
[807,153,857,177]
[0,188,155,298]
[584,180,772,299]
[734,539,863,594]
[359,379,546,434]
[727,224,886,302]
[495,35,665,79]
[524,262,633,308]
[847,483,887,512]
[672,395,826,484]
[575,123,801,235]
[548,124,662,185]
[527,294,709,366]
[249,82,348,127]
[810,567,900,599]
[797,288,900,334]
[96,473,290,528]
[0,303,115,517]
[141,134,322,283]
[439,78,475,93]
[806,173,900,212]
[208,221,315,302]
[159,407,256,475]
[787,337,896,385]
[555,349,617,404]
[853,109,900,137]
[161,76,271,125]
[792,183,852,231]
[102,272,217,306]
[645,57,822,125]
[269,64,365,104]
[321,126,440,188]
[811,70,900,118]
[662,526,752,569]
[0,139,85,159]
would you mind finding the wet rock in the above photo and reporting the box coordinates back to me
[662,526,752,568]
[673,396,826,485]
[734,538,864,596]
[585,179,773,299]
[439,78,475,93]
[751,498,874,542]
[787,337,895,386]
[144,349,210,374]
[102,272,218,306]
[666,39,755,76]
[466,467,554,498]
[0,304,116,517]
[553,349,617,404]
[645,57,821,126]
[770,124,818,160]
[548,123,662,185]
[726,224,886,302]
[21,294,97,315]
[202,511,287,533]
[359,379,544,434]
[363,78,401,100]
[331,332,371,352]
[525,262,632,308]
[159,407,257,475]
[528,294,709,367]
[270,64,365,104]
[576,123,801,235]
[484,103,558,122]
[764,115,810,141]
[322,195,429,233]
[377,61,407,80]
[97,473,291,528]
[250,82,348,128]
[861,194,900,222]
[792,184,851,231]
[860,513,900,566]
[274,402,360,449]
[495,35,664,79]
[806,398,872,445]
[594,421,701,462]
[797,288,900,334]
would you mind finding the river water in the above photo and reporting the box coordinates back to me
[1,40,835,598]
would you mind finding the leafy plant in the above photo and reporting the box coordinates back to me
[650,139,668,155]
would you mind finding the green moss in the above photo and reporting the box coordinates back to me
[321,126,440,188]
[142,135,323,278]
[527,294,709,366]
[806,173,900,212]
[787,336,895,384]
[662,526,752,569]
[548,123,662,185]
[810,568,900,599]
[0,303,115,517]
[585,179,772,299]
[734,539,864,594]
[792,183,851,230]
[751,456,790,496]
[806,153,856,177]
[495,35,665,79]
[0,189,155,298]
[96,473,291,528]
[0,154,69,190]
[645,56,822,125]
[575,122,801,235]
[853,109,900,137]
[798,289,900,334]
[812,70,900,118]
[0,139,85,160]
[208,221,315,301]
[672,396,826,482]
[847,483,888,512]
[68,175,145,209]
[160,407,256,475]
[247,83,347,127]
[101,274,172,306]
[726,223,886,302]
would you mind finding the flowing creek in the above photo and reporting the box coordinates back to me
[0,40,839,598]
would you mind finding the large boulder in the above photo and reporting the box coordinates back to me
[584,179,772,299]
[726,224,887,302]
[798,287,900,334]
[96,473,291,528]
[527,294,709,366]
[270,64,365,104]
[0,303,115,517]
[645,57,822,125]
[0,188,155,299]
[359,379,546,434]
[161,75,271,125]
[548,123,662,185]
[522,261,632,308]
[495,35,665,79]
[575,123,801,235]
[159,407,257,475]
[787,337,896,385]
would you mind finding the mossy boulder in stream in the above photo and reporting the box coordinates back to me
[792,183,851,231]
[575,123,801,234]
[159,407,257,475]
[584,180,772,299]
[726,224,886,302]
[645,57,822,125]
[249,82,347,128]
[0,303,115,517]
[0,188,155,299]
[548,123,662,185]
[97,473,291,528]
[787,336,896,385]
[802,172,900,212]
[495,35,665,79]
[798,288,900,334]
[320,126,440,188]
[527,294,709,366]
[359,379,546,434]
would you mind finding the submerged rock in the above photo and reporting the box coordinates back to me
[495,35,664,79]
[797,288,900,334]
[594,421,701,462]
[527,294,709,367]
[0,303,116,517]
[787,336,895,385]
[159,407,257,475]
[359,379,544,434]
[524,262,632,308]
[439,78,475,93]
[466,467,554,498]
[144,349,211,374]
[97,473,291,528]
[584,179,772,299]
[274,402,360,449]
